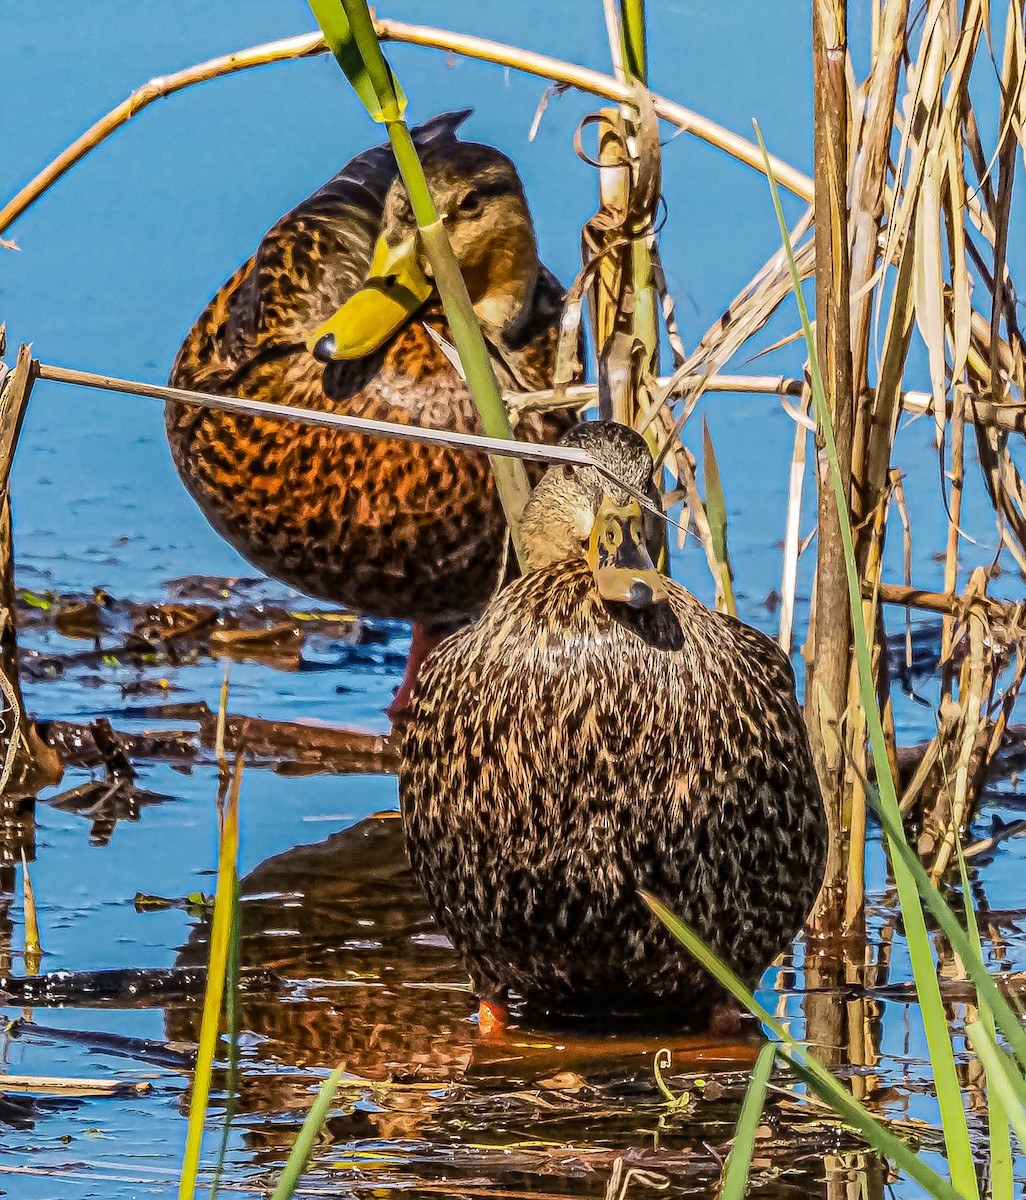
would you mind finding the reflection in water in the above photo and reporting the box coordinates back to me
[168,814,473,1088]
[164,815,871,1197]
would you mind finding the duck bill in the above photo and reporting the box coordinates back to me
[587,497,669,608]
[308,235,434,361]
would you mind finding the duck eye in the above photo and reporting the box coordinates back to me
[459,189,483,214]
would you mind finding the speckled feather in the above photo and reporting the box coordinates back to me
[399,562,827,1023]
[166,113,573,633]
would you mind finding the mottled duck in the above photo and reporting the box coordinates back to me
[400,421,827,1032]
[167,111,572,716]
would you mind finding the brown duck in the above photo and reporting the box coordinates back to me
[400,421,827,1032]
[167,111,572,715]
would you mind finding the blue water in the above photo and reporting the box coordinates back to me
[3,1,1026,1197]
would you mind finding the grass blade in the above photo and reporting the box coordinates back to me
[178,760,242,1200]
[964,1022,1026,1153]
[269,1065,346,1200]
[753,119,979,1200]
[720,1040,775,1200]
[872,799,1026,1071]
[701,417,737,615]
[207,873,242,1200]
[643,892,965,1200]
[21,849,41,976]
[957,844,1013,1200]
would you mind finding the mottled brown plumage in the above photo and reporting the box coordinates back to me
[399,422,827,1028]
[166,112,572,663]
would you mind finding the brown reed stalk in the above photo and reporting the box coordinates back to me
[594,0,660,435]
[848,0,911,403]
[580,67,669,558]
[807,0,856,937]
[0,348,62,799]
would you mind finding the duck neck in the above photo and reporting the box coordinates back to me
[469,227,539,348]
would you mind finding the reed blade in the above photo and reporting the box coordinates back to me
[642,892,965,1200]
[755,118,980,1200]
[956,843,1013,1200]
[719,1040,774,1200]
[701,417,736,616]
[178,760,242,1200]
[269,1066,346,1200]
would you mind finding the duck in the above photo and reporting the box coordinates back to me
[166,110,574,717]
[399,421,827,1032]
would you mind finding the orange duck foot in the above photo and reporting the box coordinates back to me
[477,996,511,1040]
[386,625,447,723]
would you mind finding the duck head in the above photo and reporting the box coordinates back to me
[310,142,541,361]
[521,422,685,652]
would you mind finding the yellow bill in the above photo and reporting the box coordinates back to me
[308,234,433,361]
[587,497,670,608]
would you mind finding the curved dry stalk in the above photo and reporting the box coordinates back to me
[378,21,813,198]
[508,373,804,417]
[0,19,813,239]
[0,32,327,237]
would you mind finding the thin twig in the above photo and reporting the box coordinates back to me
[873,581,1024,628]
[0,1074,151,1098]
[31,362,663,523]
[36,362,598,469]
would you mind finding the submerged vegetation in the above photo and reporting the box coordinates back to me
[2,0,1026,1197]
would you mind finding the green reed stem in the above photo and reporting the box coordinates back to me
[619,0,648,83]
[306,0,532,567]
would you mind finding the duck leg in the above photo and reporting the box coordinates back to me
[708,996,745,1037]
[386,624,446,722]
[477,993,511,1039]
